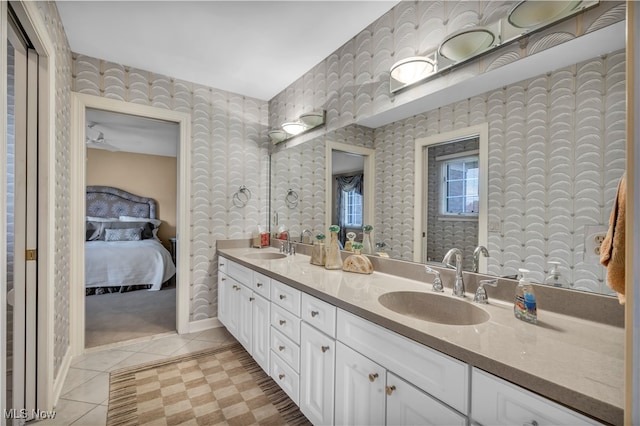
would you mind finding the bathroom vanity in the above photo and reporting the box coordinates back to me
[217,247,623,425]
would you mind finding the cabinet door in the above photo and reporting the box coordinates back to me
[335,342,385,426]
[471,368,601,425]
[386,372,466,426]
[300,322,335,426]
[237,284,253,353]
[252,294,270,374]
[217,272,230,328]
[219,274,241,337]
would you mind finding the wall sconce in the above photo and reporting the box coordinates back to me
[269,110,325,144]
[389,0,599,94]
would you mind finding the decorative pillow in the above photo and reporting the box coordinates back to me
[86,221,102,241]
[104,227,142,242]
[119,216,162,227]
[100,221,155,240]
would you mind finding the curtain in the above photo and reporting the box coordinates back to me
[336,174,363,243]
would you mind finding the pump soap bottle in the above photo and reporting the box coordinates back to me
[514,268,537,324]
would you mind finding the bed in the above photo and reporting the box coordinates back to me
[85,186,176,295]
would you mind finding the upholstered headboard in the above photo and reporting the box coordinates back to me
[86,186,157,219]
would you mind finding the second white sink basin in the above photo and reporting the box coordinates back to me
[378,291,490,326]
[245,252,288,260]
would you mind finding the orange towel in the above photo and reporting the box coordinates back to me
[600,174,626,304]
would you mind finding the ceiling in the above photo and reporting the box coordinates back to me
[56,1,398,101]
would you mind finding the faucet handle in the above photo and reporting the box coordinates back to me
[473,279,498,304]
[424,266,444,293]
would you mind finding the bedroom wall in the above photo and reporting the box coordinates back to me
[86,149,177,247]
[73,54,270,322]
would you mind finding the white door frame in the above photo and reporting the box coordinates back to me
[413,124,489,267]
[325,141,375,235]
[69,93,191,356]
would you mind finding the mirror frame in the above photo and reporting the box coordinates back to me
[413,123,489,270]
[325,141,375,237]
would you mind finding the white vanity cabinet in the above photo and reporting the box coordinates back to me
[471,368,602,426]
[300,293,337,425]
[217,257,270,373]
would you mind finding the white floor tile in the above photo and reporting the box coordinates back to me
[139,335,191,356]
[170,339,222,356]
[192,327,235,343]
[62,373,110,405]
[71,350,134,372]
[60,368,101,396]
[109,352,167,371]
[35,399,97,426]
[70,404,107,426]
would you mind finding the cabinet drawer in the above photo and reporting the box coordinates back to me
[301,293,336,338]
[218,256,228,274]
[337,309,469,414]
[227,259,252,284]
[252,271,271,298]
[271,350,300,406]
[271,327,300,373]
[271,280,301,316]
[271,304,301,344]
[471,368,601,425]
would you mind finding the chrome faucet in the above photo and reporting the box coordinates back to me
[443,248,465,297]
[473,279,498,304]
[300,229,313,244]
[424,266,443,292]
[280,234,296,255]
[472,245,489,273]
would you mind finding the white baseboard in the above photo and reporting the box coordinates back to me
[52,346,72,406]
[187,317,222,334]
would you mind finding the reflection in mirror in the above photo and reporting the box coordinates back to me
[414,125,488,272]
[326,143,375,247]
[270,50,625,296]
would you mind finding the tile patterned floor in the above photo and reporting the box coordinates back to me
[36,327,236,426]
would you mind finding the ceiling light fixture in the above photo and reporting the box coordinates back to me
[390,56,436,85]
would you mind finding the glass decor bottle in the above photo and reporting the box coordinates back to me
[344,231,356,252]
[310,234,326,266]
[362,225,374,255]
[325,225,343,270]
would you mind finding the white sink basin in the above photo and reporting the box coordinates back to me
[378,291,490,326]
[245,252,288,260]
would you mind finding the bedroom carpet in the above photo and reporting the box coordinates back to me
[107,342,311,426]
[86,286,176,348]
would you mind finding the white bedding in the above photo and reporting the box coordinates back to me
[85,239,176,291]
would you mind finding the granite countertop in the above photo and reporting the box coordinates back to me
[217,247,624,425]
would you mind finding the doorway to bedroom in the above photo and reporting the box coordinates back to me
[83,108,179,349]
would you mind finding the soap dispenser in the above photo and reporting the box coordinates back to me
[543,261,568,288]
[514,268,537,324]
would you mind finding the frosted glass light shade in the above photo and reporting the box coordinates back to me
[438,28,495,62]
[299,111,324,127]
[508,0,582,29]
[282,121,306,135]
[390,56,435,84]
[268,129,287,144]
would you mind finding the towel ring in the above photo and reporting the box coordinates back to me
[232,185,252,208]
[285,189,299,209]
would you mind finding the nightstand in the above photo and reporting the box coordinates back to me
[169,237,177,286]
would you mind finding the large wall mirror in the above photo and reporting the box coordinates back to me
[270,46,626,297]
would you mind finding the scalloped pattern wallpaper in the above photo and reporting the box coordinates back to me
[72,54,270,321]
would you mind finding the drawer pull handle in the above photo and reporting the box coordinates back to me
[235,286,241,291]
[321,345,330,353]
[368,373,379,382]
[385,385,396,396]
[279,294,286,300]
[257,282,263,287]
[278,374,285,380]
[310,310,319,317]
[221,277,226,281]
[220,263,225,267]
[279,320,286,325]
[249,297,255,302]
[523,422,538,426]
[231,285,237,290]
[278,345,285,351]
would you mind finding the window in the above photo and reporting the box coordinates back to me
[441,155,479,215]
[342,189,363,227]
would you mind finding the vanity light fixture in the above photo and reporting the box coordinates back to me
[390,56,436,85]
[438,27,496,62]
[508,0,582,29]
[282,121,306,136]
[270,110,325,144]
